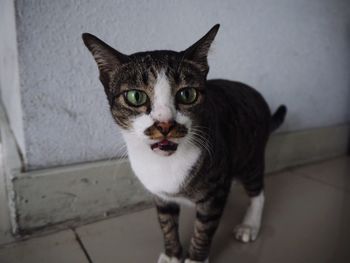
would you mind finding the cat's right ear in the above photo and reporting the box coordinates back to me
[82,33,129,85]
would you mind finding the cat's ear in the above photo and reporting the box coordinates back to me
[82,33,129,85]
[183,24,220,74]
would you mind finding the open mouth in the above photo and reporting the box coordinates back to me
[151,139,178,156]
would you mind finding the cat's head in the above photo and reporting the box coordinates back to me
[82,25,219,156]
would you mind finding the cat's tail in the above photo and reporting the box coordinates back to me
[270,105,287,132]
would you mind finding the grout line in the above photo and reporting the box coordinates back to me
[289,168,350,194]
[72,228,94,263]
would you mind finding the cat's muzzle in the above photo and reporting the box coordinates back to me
[144,121,187,156]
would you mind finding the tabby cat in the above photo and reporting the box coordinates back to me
[82,24,286,263]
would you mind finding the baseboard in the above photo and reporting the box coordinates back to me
[1,104,349,235]
[265,124,349,172]
[13,158,153,235]
[0,104,23,238]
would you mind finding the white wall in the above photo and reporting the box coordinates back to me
[11,0,350,170]
[0,0,26,159]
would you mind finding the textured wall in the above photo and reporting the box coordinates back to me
[0,0,26,158]
[15,0,350,170]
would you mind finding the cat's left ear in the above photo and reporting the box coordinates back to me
[183,24,220,74]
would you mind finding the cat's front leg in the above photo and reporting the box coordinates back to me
[185,188,229,262]
[155,197,182,263]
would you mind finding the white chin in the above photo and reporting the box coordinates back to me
[152,148,176,156]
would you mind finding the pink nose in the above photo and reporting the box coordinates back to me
[155,121,175,136]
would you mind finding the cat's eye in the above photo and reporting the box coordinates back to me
[124,90,148,107]
[176,87,198,105]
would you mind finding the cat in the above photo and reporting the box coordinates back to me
[82,24,286,263]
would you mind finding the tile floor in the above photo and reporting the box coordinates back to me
[0,156,349,263]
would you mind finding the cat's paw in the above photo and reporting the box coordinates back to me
[233,223,259,243]
[157,253,181,263]
[184,259,209,263]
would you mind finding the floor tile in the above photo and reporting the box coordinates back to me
[77,208,163,263]
[211,172,350,263]
[291,156,350,192]
[0,230,89,263]
[76,189,248,263]
[77,169,350,263]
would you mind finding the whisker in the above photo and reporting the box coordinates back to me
[189,137,213,166]
[187,129,214,165]
[189,128,213,151]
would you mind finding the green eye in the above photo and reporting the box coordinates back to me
[176,88,198,105]
[124,90,148,107]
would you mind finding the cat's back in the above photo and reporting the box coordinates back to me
[205,79,271,124]
[206,79,268,108]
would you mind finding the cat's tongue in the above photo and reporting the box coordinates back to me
[151,139,178,155]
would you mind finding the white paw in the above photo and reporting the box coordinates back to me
[157,253,181,263]
[234,223,259,243]
[184,259,209,263]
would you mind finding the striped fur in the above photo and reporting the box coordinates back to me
[83,24,286,262]
[155,198,182,260]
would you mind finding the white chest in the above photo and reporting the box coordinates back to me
[125,139,201,196]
